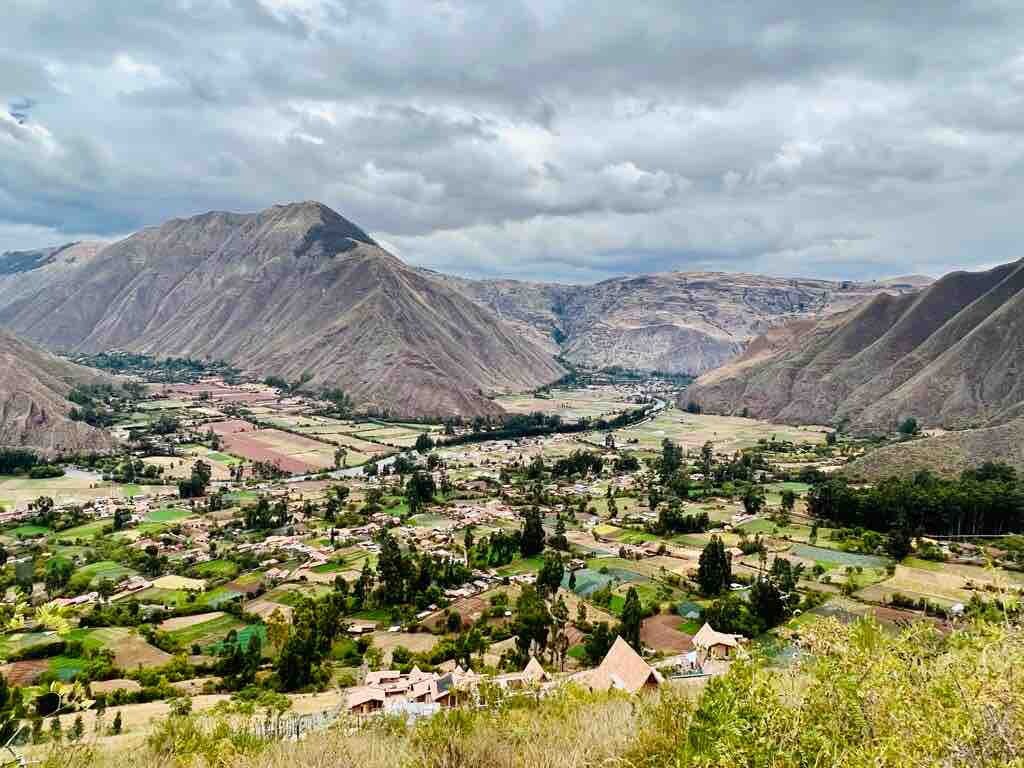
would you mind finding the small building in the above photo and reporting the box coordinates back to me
[575,637,662,694]
[692,622,741,661]
[345,686,386,715]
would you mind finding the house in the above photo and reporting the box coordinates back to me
[575,637,662,694]
[345,686,386,715]
[692,622,741,661]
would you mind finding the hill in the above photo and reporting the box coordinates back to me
[0,330,116,456]
[685,259,1024,433]
[843,419,1024,480]
[0,203,564,418]
[434,270,926,376]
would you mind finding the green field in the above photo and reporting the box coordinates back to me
[496,557,545,576]
[145,507,192,523]
[56,520,111,540]
[75,560,138,585]
[49,656,86,681]
[206,625,266,654]
[192,559,239,579]
[166,614,247,647]
[789,544,889,569]
[7,524,50,538]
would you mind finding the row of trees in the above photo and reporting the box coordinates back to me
[808,463,1024,537]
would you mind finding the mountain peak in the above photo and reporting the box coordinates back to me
[264,200,376,247]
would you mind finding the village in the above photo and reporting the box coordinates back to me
[0,366,1020,746]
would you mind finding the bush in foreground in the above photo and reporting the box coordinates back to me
[29,617,1024,768]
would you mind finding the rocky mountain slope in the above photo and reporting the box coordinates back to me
[432,271,928,375]
[685,258,1024,433]
[0,330,116,455]
[0,203,563,418]
[842,419,1024,480]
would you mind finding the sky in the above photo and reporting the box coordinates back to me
[3,1,1024,283]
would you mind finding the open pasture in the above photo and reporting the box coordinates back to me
[611,412,829,455]
[495,386,637,421]
[0,473,132,509]
[67,627,173,669]
[368,631,440,664]
[858,561,1024,607]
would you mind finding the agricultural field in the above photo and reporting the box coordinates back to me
[159,612,248,650]
[0,472,135,509]
[220,428,339,473]
[494,385,639,421]
[74,560,138,586]
[610,412,829,454]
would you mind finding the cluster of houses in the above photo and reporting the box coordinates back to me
[343,624,744,718]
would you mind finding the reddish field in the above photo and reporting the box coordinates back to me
[641,614,694,653]
[221,433,312,472]
[207,420,257,436]
[220,429,336,473]
[0,660,49,685]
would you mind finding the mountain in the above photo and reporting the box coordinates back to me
[685,259,1024,434]
[0,330,116,456]
[431,270,928,376]
[0,203,564,418]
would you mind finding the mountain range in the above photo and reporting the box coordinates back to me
[686,258,1024,435]
[0,201,927,421]
[431,271,929,376]
[0,203,563,418]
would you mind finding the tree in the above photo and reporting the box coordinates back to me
[660,438,682,483]
[49,717,61,743]
[702,593,763,637]
[886,526,913,560]
[898,417,920,436]
[548,517,568,551]
[353,561,374,609]
[742,486,766,516]
[700,441,714,483]
[111,711,122,735]
[45,557,73,596]
[697,535,731,596]
[376,529,406,605]
[520,507,545,557]
[97,578,115,604]
[550,594,570,670]
[266,608,290,655]
[513,586,552,663]
[405,471,436,516]
[780,489,797,515]
[178,459,212,499]
[536,554,564,598]
[583,621,614,665]
[414,433,434,453]
[618,586,643,651]
[333,447,348,469]
[750,577,787,628]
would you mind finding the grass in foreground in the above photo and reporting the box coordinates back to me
[25,618,1024,768]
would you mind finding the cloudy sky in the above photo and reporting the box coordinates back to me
[3,0,1024,282]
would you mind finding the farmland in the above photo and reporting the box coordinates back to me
[610,411,830,454]
[0,362,1018,753]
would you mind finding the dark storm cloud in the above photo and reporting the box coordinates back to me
[2,0,1024,279]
